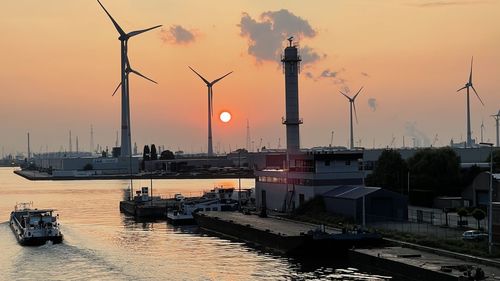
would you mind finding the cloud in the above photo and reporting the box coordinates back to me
[305,72,314,79]
[318,68,347,85]
[404,122,430,147]
[320,69,339,78]
[160,25,196,45]
[239,10,322,64]
[368,98,377,111]
[361,72,370,77]
[409,0,487,7]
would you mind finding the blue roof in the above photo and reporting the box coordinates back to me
[322,185,381,199]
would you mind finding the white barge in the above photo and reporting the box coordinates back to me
[9,202,63,246]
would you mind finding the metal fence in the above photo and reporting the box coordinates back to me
[367,208,488,240]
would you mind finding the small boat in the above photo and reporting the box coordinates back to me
[9,202,63,246]
[167,187,239,225]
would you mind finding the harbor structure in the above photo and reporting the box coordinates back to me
[281,37,302,154]
[188,67,232,157]
[255,40,364,212]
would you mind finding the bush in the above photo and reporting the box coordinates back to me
[472,208,486,230]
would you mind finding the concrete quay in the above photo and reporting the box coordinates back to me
[194,211,381,256]
[350,246,500,281]
[14,169,254,181]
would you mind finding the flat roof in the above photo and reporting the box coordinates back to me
[323,185,380,199]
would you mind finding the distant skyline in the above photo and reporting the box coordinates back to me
[1,0,500,155]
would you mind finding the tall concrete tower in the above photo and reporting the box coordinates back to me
[281,37,302,154]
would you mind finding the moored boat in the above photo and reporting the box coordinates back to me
[9,202,63,246]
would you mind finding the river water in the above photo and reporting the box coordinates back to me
[0,167,392,281]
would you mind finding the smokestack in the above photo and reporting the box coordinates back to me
[69,130,72,153]
[281,37,302,154]
[27,132,30,161]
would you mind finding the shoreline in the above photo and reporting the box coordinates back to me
[14,170,255,181]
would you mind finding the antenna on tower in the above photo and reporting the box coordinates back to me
[76,136,79,153]
[287,36,294,47]
[115,131,119,147]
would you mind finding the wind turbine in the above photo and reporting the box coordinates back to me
[457,56,484,148]
[97,0,161,158]
[492,110,500,147]
[188,66,233,157]
[339,87,364,149]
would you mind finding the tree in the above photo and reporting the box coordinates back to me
[365,149,408,193]
[457,208,469,226]
[150,144,158,160]
[407,147,460,196]
[486,149,500,173]
[160,150,175,160]
[471,208,486,230]
[143,145,150,161]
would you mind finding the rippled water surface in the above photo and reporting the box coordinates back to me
[0,167,392,280]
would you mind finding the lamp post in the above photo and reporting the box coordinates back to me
[481,142,494,254]
[238,150,242,211]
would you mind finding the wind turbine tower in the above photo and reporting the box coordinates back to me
[457,57,484,148]
[281,37,302,154]
[97,0,161,158]
[492,110,500,147]
[339,87,364,149]
[188,66,232,157]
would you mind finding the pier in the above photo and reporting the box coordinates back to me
[193,211,381,256]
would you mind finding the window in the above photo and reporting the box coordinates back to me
[325,160,330,166]
[345,160,351,166]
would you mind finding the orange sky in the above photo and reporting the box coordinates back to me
[1,0,500,155]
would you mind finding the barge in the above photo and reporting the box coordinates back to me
[10,202,63,246]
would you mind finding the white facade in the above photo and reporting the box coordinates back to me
[255,149,364,212]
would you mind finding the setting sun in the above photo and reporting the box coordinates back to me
[220,111,231,123]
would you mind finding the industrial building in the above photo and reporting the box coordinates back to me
[322,185,408,224]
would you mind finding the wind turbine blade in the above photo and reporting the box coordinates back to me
[353,86,364,100]
[339,91,351,100]
[97,0,126,37]
[130,69,158,84]
[471,85,484,106]
[112,82,122,96]
[469,56,473,84]
[353,101,359,124]
[211,71,233,85]
[457,86,467,92]
[188,66,210,85]
[128,25,163,38]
